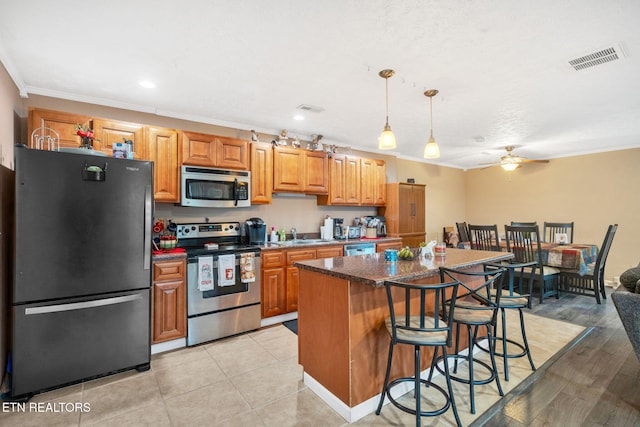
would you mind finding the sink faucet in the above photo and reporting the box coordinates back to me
[291,228,297,240]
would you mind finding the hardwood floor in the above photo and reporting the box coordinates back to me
[474,286,640,427]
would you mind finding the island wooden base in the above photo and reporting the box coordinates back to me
[298,267,483,421]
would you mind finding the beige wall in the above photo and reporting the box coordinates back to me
[0,62,20,168]
[465,149,640,281]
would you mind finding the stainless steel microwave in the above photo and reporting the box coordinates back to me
[181,166,251,208]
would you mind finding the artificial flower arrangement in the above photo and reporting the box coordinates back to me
[74,124,95,140]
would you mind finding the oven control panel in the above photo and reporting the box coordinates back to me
[176,222,241,239]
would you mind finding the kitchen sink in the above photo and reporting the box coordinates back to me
[271,239,326,246]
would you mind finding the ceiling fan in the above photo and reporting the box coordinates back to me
[482,146,550,171]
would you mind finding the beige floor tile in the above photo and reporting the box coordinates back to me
[81,402,171,426]
[249,324,293,343]
[204,334,259,357]
[164,380,251,426]
[258,331,299,360]
[80,372,162,425]
[28,383,83,402]
[209,341,278,377]
[82,368,152,392]
[153,356,227,398]
[151,345,212,371]
[213,409,268,427]
[255,388,346,427]
[230,357,305,408]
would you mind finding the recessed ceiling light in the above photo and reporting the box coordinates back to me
[139,80,156,89]
[293,114,305,121]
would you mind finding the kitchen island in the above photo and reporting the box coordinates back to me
[294,248,513,422]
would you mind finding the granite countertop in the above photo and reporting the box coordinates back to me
[294,248,514,287]
[259,236,402,251]
[152,250,187,261]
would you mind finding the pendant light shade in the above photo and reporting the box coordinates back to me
[378,69,397,150]
[423,89,440,159]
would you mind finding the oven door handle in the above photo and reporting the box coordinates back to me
[233,178,239,207]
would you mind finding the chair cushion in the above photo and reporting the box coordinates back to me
[452,304,494,324]
[385,316,449,345]
[489,289,528,307]
[522,265,560,276]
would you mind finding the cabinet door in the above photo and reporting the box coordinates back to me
[398,184,414,234]
[153,279,186,343]
[251,142,273,204]
[217,137,249,170]
[28,108,91,149]
[92,119,144,158]
[182,130,216,167]
[401,233,426,248]
[360,158,375,205]
[345,156,361,204]
[262,267,285,318]
[412,185,426,233]
[146,127,180,202]
[373,160,387,206]
[273,147,304,192]
[304,151,329,194]
[286,266,299,313]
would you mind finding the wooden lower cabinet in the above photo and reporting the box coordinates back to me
[152,258,187,344]
[261,245,343,318]
[375,240,403,252]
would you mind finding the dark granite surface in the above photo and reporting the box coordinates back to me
[295,248,513,287]
[152,251,187,261]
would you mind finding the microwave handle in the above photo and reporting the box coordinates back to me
[233,178,238,207]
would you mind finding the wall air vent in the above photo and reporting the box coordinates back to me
[568,45,625,71]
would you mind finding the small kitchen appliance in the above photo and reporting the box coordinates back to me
[376,216,387,237]
[245,217,267,244]
[181,166,250,208]
[333,218,345,239]
[176,222,261,346]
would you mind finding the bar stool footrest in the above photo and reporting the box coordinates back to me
[383,377,452,418]
[435,354,498,386]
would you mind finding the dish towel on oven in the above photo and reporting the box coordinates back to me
[240,252,256,283]
[197,256,214,291]
[217,254,236,287]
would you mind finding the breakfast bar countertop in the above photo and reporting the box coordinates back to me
[295,247,514,287]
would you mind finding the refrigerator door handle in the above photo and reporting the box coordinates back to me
[143,184,152,270]
[24,294,143,315]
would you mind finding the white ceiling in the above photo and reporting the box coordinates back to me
[1,0,639,169]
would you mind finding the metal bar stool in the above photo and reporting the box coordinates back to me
[432,266,506,414]
[481,261,538,381]
[376,279,462,427]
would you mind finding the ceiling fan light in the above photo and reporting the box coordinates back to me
[378,125,397,150]
[423,136,440,158]
[501,162,519,171]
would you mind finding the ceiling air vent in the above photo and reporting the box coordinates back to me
[296,104,324,113]
[568,45,625,71]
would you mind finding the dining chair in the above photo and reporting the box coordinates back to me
[510,221,537,226]
[504,224,560,303]
[376,279,462,427]
[468,224,500,251]
[456,222,470,243]
[481,260,538,381]
[543,221,574,243]
[559,224,617,304]
[434,266,506,414]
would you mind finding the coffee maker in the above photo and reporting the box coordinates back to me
[375,216,387,237]
[333,218,345,239]
[245,217,267,244]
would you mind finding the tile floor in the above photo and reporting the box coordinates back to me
[0,311,585,426]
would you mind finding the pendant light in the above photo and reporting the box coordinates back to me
[378,69,397,150]
[423,89,440,159]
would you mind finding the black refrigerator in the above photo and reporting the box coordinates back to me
[11,147,153,398]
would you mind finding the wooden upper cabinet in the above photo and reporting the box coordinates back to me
[373,159,387,205]
[216,137,249,170]
[318,154,360,205]
[361,158,375,206]
[250,142,273,204]
[382,183,426,246]
[146,126,180,202]
[273,147,304,192]
[28,108,90,149]
[303,151,329,194]
[182,131,249,170]
[92,118,144,158]
[182,130,216,166]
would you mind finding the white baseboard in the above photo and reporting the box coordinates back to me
[151,338,186,355]
[260,311,298,327]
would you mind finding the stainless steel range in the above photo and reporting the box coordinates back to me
[176,222,261,346]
